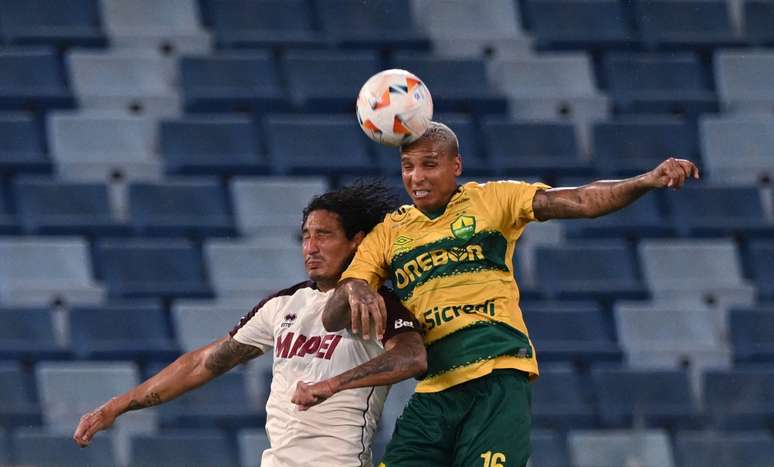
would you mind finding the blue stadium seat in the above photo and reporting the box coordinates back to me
[238,429,270,467]
[482,118,591,177]
[675,431,774,467]
[159,370,263,430]
[0,48,74,111]
[703,368,774,429]
[592,118,700,176]
[129,430,238,466]
[745,0,774,45]
[0,362,41,429]
[128,179,235,237]
[172,303,250,352]
[568,429,676,467]
[530,430,570,467]
[206,0,322,49]
[391,54,508,115]
[265,115,375,176]
[523,305,621,365]
[747,240,774,300]
[14,178,128,235]
[665,186,774,238]
[180,52,289,114]
[601,52,717,117]
[0,308,69,361]
[730,307,774,363]
[96,238,213,299]
[284,50,381,113]
[560,193,674,240]
[69,302,179,361]
[0,188,17,234]
[700,116,774,185]
[535,241,646,301]
[531,366,596,430]
[316,0,430,50]
[592,368,704,429]
[12,429,116,467]
[635,0,740,50]
[0,114,50,175]
[0,0,105,48]
[0,428,6,464]
[714,50,774,115]
[526,0,636,50]
[160,116,268,175]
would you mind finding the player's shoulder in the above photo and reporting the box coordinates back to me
[385,203,415,224]
[256,280,316,310]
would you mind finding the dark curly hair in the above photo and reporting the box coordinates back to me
[301,180,400,239]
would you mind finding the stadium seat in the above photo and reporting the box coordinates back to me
[36,361,156,436]
[12,429,117,467]
[96,238,213,299]
[730,307,774,363]
[703,368,774,429]
[14,177,128,235]
[0,48,74,112]
[560,193,674,240]
[205,238,306,297]
[531,366,596,430]
[172,302,252,352]
[284,50,381,113]
[238,429,270,467]
[746,240,774,300]
[179,52,288,114]
[715,50,774,114]
[129,430,237,466]
[391,54,508,115]
[159,370,262,430]
[0,190,16,234]
[0,362,41,428]
[593,368,703,429]
[230,176,328,238]
[535,241,646,301]
[67,50,180,116]
[0,113,51,175]
[638,239,755,306]
[592,118,700,176]
[316,0,430,51]
[0,237,105,306]
[101,0,211,55]
[206,0,322,49]
[744,0,774,45]
[530,430,570,467]
[47,112,161,181]
[635,0,740,50]
[601,52,717,117]
[128,179,234,237]
[523,305,621,365]
[700,115,774,184]
[482,118,591,177]
[675,431,774,467]
[568,429,675,467]
[0,428,6,464]
[69,302,179,361]
[0,0,105,48]
[266,115,375,176]
[0,307,69,361]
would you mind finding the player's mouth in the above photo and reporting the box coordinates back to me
[412,190,430,199]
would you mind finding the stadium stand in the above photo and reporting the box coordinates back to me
[700,115,774,184]
[635,0,740,50]
[529,430,570,467]
[128,430,236,466]
[730,306,774,363]
[0,48,74,112]
[568,429,675,467]
[715,49,774,114]
[675,430,774,467]
[746,240,774,300]
[0,307,69,362]
[237,429,271,467]
[12,429,117,467]
[171,302,250,352]
[0,362,42,429]
[531,365,596,430]
[703,368,774,429]
[0,0,105,48]
[0,113,51,175]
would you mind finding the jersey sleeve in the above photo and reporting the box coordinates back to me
[486,180,551,229]
[229,296,277,353]
[340,220,391,289]
[378,287,421,345]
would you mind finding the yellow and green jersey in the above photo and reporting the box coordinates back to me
[341,180,550,393]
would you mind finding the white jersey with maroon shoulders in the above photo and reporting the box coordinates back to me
[230,281,419,467]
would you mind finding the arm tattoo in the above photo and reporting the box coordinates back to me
[534,179,651,220]
[126,392,162,411]
[204,338,262,376]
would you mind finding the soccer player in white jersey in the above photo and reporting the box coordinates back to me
[73,182,426,467]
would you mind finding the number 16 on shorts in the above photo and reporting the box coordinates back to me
[481,451,506,466]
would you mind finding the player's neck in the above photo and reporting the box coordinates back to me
[316,279,337,292]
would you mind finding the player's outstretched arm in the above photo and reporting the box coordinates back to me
[291,331,427,411]
[323,278,386,340]
[533,157,700,221]
[73,336,262,447]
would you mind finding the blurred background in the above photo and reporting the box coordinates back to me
[0,0,773,466]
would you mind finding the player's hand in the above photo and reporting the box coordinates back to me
[644,157,700,189]
[73,404,118,447]
[292,380,336,411]
[344,280,386,340]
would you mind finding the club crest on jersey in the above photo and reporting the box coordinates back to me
[281,313,297,328]
[450,215,476,241]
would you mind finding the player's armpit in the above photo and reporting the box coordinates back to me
[204,337,263,376]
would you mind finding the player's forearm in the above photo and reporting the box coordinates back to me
[322,278,359,331]
[536,175,653,220]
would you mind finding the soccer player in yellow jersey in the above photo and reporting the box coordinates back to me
[314,121,700,467]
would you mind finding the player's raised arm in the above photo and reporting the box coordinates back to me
[323,278,386,341]
[533,157,700,221]
[73,336,262,447]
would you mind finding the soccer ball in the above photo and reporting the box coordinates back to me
[355,69,433,147]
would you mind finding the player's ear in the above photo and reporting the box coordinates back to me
[454,153,463,176]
